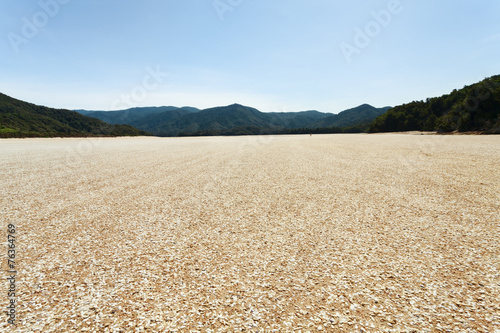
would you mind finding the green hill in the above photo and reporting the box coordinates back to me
[310,104,391,128]
[368,75,500,133]
[78,104,387,136]
[130,107,200,136]
[75,106,184,125]
[265,110,331,129]
[0,93,149,138]
[175,104,272,134]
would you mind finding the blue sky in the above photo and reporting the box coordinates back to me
[1,0,499,113]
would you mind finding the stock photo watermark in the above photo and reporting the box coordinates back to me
[111,66,169,110]
[6,223,17,326]
[213,0,244,21]
[7,0,71,53]
[340,0,403,63]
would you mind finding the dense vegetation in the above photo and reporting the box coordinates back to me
[179,121,373,137]
[0,93,149,138]
[75,106,181,125]
[78,104,388,137]
[10,75,499,138]
[369,75,500,133]
[309,104,390,128]
[179,126,369,137]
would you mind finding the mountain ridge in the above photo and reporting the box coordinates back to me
[76,103,387,136]
[0,93,149,138]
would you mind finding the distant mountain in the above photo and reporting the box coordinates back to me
[0,93,149,138]
[175,104,272,133]
[77,103,387,136]
[75,106,195,125]
[311,104,391,128]
[266,110,331,129]
[130,107,201,136]
[369,75,500,133]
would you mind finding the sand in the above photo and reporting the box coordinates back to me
[1,134,499,332]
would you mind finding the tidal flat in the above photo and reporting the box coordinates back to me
[1,134,499,332]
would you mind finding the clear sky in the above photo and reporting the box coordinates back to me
[1,0,499,113]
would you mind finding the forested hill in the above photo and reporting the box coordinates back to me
[368,75,500,134]
[78,103,389,136]
[0,93,149,138]
[310,104,391,128]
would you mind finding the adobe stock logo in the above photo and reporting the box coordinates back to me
[8,0,71,53]
[213,0,243,21]
[340,0,403,63]
[111,66,169,110]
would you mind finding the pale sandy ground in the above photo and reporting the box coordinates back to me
[1,134,499,332]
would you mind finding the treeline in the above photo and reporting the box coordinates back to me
[369,75,500,134]
[0,124,148,138]
[177,122,370,137]
[0,93,149,138]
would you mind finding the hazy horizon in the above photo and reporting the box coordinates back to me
[72,102,392,115]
